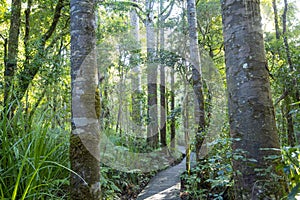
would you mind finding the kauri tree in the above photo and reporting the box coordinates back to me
[221,0,287,198]
[70,0,101,199]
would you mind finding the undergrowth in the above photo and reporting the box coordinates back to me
[0,107,70,200]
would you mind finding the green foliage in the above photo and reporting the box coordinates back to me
[282,146,300,198]
[181,136,234,199]
[0,106,70,200]
[100,164,154,199]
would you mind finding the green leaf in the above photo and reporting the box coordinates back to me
[288,183,300,200]
[247,158,258,162]
[290,101,300,106]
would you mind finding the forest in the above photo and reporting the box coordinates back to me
[0,0,299,199]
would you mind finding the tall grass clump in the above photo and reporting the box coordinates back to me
[0,105,70,200]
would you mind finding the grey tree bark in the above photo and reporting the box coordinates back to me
[145,0,159,148]
[130,1,142,129]
[70,0,101,199]
[159,0,167,147]
[170,67,176,149]
[4,0,21,116]
[187,0,206,161]
[221,0,287,198]
[272,0,280,40]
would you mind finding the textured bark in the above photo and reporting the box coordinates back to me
[70,0,101,199]
[130,1,142,127]
[187,0,205,161]
[146,0,159,148]
[183,81,191,174]
[4,0,21,111]
[282,0,293,73]
[272,0,280,40]
[221,0,287,198]
[24,0,32,71]
[170,67,176,149]
[159,0,167,147]
[285,97,295,146]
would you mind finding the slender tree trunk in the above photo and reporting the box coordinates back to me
[272,0,280,40]
[4,0,21,115]
[16,0,64,105]
[24,0,32,66]
[70,0,101,199]
[281,0,297,145]
[221,0,287,198]
[130,1,142,131]
[159,0,167,147]
[170,67,176,149]
[183,80,191,174]
[285,96,295,146]
[282,0,293,73]
[282,0,300,102]
[24,0,32,123]
[146,0,159,148]
[187,0,205,161]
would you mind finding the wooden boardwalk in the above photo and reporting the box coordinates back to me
[137,146,196,200]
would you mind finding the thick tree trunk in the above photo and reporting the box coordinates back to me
[4,0,21,115]
[221,0,287,198]
[146,0,159,148]
[70,0,101,199]
[187,0,205,161]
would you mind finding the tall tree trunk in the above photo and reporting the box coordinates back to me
[170,67,176,149]
[272,0,280,40]
[221,0,287,198]
[4,0,21,115]
[159,0,167,147]
[70,0,101,199]
[24,0,32,121]
[187,0,205,161]
[183,79,191,174]
[146,0,159,148]
[24,0,32,67]
[285,96,295,146]
[282,0,299,101]
[130,1,142,130]
[281,0,297,145]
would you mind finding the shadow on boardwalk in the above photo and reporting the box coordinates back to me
[137,146,196,200]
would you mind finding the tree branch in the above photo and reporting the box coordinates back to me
[275,89,289,106]
[41,0,64,45]
[159,0,175,20]
[101,1,145,14]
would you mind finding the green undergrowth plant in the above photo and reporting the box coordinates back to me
[100,128,184,199]
[281,145,300,199]
[100,165,155,199]
[181,136,234,199]
[0,106,70,200]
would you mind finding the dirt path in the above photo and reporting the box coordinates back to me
[136,146,196,200]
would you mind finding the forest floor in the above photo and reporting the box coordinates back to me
[136,146,196,200]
